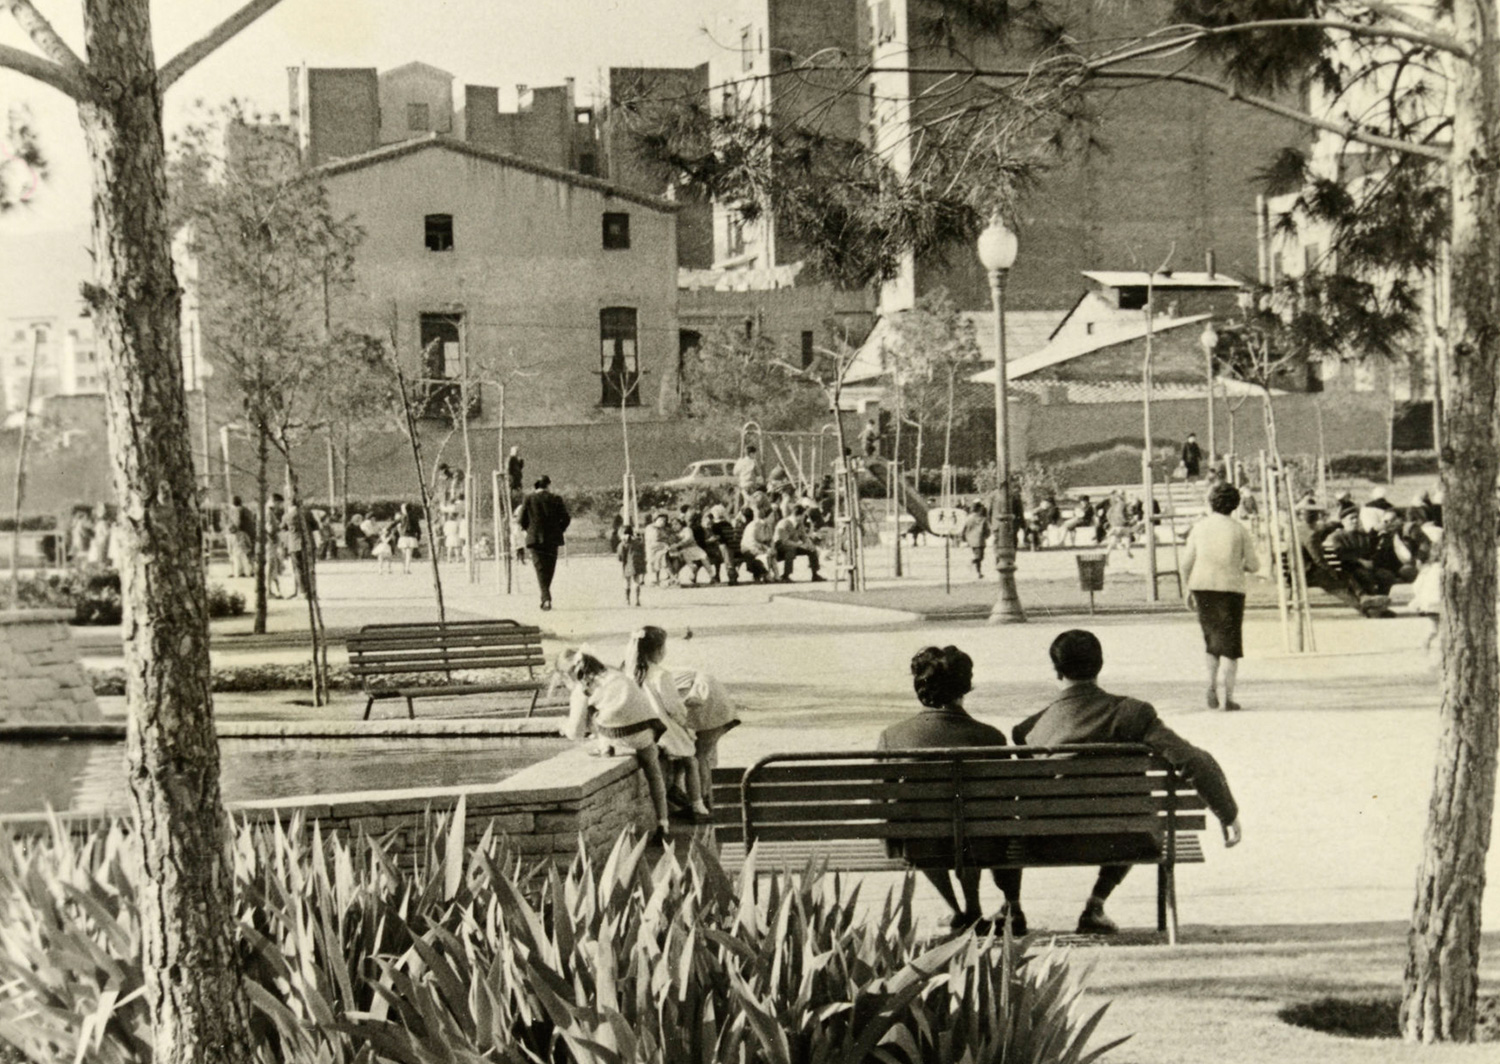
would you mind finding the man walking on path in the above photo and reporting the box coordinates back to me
[519,475,571,610]
[996,629,1242,935]
[733,446,762,510]
[226,495,254,578]
[1181,433,1204,480]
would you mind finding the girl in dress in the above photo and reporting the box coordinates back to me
[626,626,711,821]
[673,666,739,812]
[557,649,672,843]
[396,502,421,575]
[372,518,398,575]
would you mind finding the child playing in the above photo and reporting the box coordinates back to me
[557,649,672,844]
[673,666,739,812]
[644,513,672,585]
[617,523,647,606]
[626,626,711,822]
[372,519,399,575]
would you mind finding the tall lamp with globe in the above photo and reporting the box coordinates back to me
[1200,321,1218,468]
[977,219,1026,623]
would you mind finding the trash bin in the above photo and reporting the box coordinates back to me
[1076,553,1107,614]
[1076,553,1107,591]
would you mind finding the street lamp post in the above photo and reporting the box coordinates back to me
[978,220,1026,624]
[1200,322,1219,469]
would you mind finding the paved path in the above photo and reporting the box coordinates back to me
[74,542,1492,937]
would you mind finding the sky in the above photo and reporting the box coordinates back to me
[0,0,733,233]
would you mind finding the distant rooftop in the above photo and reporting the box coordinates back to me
[1083,270,1244,289]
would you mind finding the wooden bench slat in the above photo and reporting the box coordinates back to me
[751,796,1184,822]
[349,636,543,653]
[712,833,1208,867]
[350,657,542,674]
[745,756,1158,784]
[741,816,1167,843]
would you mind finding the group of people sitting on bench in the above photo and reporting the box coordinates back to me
[879,631,1242,936]
[1301,489,1441,615]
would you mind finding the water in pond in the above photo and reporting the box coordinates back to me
[0,736,573,815]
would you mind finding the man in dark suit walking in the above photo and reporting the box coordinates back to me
[519,475,571,610]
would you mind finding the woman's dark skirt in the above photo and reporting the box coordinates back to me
[1195,589,1246,659]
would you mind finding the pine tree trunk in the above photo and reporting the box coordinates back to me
[76,1,253,1060]
[1401,0,1500,1040]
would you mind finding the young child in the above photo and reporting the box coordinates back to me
[557,649,672,844]
[644,513,671,586]
[673,666,739,812]
[617,523,647,606]
[372,519,398,575]
[626,626,711,821]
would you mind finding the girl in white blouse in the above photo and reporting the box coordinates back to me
[626,626,712,821]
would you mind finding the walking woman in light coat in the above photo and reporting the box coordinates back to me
[1180,481,1260,710]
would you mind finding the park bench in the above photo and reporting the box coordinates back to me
[710,743,1206,943]
[346,620,548,720]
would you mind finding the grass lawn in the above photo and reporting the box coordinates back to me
[1066,923,1499,1063]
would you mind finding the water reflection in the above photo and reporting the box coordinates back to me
[0,736,572,815]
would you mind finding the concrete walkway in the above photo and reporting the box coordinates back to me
[75,543,1493,937]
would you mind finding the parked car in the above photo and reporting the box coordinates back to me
[656,459,739,491]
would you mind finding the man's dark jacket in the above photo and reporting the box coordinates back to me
[1013,683,1238,826]
[520,489,571,550]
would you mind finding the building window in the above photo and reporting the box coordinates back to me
[600,307,640,407]
[721,86,739,119]
[425,213,454,251]
[575,108,593,125]
[727,213,746,256]
[741,26,754,71]
[873,0,895,43]
[418,313,471,418]
[801,331,815,369]
[603,212,631,250]
[578,153,598,176]
[407,102,431,132]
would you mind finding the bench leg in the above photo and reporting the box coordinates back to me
[1157,863,1179,945]
[406,696,415,720]
[363,696,375,721]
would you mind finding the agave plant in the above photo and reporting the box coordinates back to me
[0,809,1129,1063]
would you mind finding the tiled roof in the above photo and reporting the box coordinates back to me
[1011,377,1277,404]
[969,314,1213,384]
[307,134,678,212]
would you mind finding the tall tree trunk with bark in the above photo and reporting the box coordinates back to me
[75,1,253,1059]
[1402,0,1500,1040]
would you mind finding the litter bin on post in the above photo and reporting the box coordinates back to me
[1076,553,1107,614]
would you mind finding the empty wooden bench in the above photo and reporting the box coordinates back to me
[346,620,548,719]
[711,743,1206,943]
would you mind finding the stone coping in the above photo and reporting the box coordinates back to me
[0,609,73,625]
[0,717,566,741]
[0,744,629,829]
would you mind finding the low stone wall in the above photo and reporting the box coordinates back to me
[0,746,656,867]
[0,610,101,724]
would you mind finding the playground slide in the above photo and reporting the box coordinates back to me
[859,457,933,534]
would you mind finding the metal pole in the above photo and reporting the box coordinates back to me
[219,425,234,502]
[1205,342,1216,466]
[988,266,1026,623]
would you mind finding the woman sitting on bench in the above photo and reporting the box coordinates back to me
[878,646,1012,934]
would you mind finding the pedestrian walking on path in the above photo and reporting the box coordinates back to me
[1181,481,1259,710]
[520,475,571,610]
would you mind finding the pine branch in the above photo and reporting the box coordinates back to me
[158,0,286,90]
[0,41,83,99]
[870,63,1450,161]
[1,1,88,99]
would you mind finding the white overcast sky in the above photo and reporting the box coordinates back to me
[1,0,731,232]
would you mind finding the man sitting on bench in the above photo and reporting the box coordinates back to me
[1000,630,1243,935]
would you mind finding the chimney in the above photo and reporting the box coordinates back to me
[1206,249,1216,278]
[287,66,301,124]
